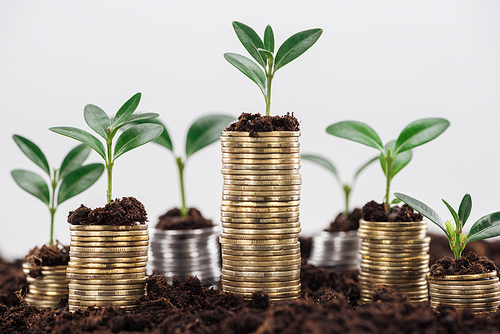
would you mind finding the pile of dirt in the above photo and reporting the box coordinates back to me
[362,201,423,222]
[225,112,300,137]
[155,208,214,230]
[24,243,70,278]
[325,208,362,232]
[430,251,498,276]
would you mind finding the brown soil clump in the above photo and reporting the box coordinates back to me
[67,197,147,226]
[299,236,312,260]
[362,200,423,222]
[430,251,498,276]
[24,243,70,278]
[225,112,300,137]
[155,208,214,230]
[325,208,362,232]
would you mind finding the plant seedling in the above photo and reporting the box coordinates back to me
[302,154,377,216]
[225,21,323,116]
[50,93,163,203]
[326,118,449,211]
[11,135,104,245]
[395,192,500,260]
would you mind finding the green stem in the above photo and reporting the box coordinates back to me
[49,169,58,246]
[266,59,274,116]
[454,224,462,260]
[343,185,351,216]
[384,154,393,212]
[176,157,188,218]
[106,137,113,203]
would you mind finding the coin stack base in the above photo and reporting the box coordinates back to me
[308,230,360,270]
[428,271,500,314]
[23,263,69,309]
[68,224,148,312]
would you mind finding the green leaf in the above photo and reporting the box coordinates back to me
[114,123,163,160]
[394,192,447,236]
[224,53,266,96]
[113,113,159,131]
[274,28,323,72]
[123,118,173,152]
[11,169,50,205]
[49,127,106,160]
[12,135,50,175]
[442,199,460,227]
[186,114,235,159]
[232,21,266,68]
[353,156,378,181]
[264,25,274,53]
[391,198,402,205]
[380,141,412,178]
[84,104,110,139]
[57,163,104,205]
[258,48,274,62]
[394,118,450,155]
[466,212,500,243]
[112,92,141,128]
[458,194,472,227]
[301,154,341,184]
[326,121,384,153]
[59,144,91,180]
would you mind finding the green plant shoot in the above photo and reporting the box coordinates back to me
[326,118,449,211]
[395,192,500,260]
[225,22,323,116]
[50,93,163,203]
[302,154,377,216]
[11,135,104,245]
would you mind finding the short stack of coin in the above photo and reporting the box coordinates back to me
[308,230,360,270]
[23,263,69,308]
[68,224,148,312]
[358,219,429,303]
[220,131,301,301]
[428,271,500,313]
[147,226,221,287]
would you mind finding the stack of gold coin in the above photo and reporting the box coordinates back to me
[23,263,69,308]
[428,271,500,313]
[68,224,148,312]
[358,219,429,303]
[220,131,301,301]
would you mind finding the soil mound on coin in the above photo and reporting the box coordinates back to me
[155,208,214,230]
[225,112,300,137]
[325,208,362,232]
[24,243,70,278]
[362,201,423,222]
[430,251,498,276]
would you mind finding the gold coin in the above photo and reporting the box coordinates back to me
[222,131,300,137]
[223,283,301,293]
[220,140,300,147]
[68,299,141,306]
[221,273,300,283]
[358,232,427,240]
[28,289,68,296]
[221,223,301,229]
[25,293,64,301]
[220,233,299,240]
[221,195,301,202]
[430,292,500,300]
[67,262,148,269]
[26,277,68,284]
[222,164,300,171]
[69,256,148,263]
[222,249,300,257]
[222,268,300,277]
[360,237,430,245]
[221,168,300,175]
[429,286,500,295]
[69,283,145,291]
[430,300,500,308]
[223,184,301,191]
[222,278,300,287]
[69,251,148,258]
[70,225,148,231]
[220,201,300,208]
[67,267,145,274]
[221,216,300,223]
[223,174,301,180]
[222,253,301,261]
[22,263,68,271]
[222,263,300,272]
[68,278,147,285]
[69,246,149,253]
[70,241,149,247]
[23,269,67,277]
[67,272,145,280]
[359,219,427,227]
[69,293,145,301]
[70,230,149,237]
[223,179,302,186]
[360,241,430,250]
[427,271,497,281]
[222,289,300,299]
[220,205,299,213]
[70,235,149,242]
[222,227,301,235]
[70,288,146,296]
[221,147,300,154]
[360,259,429,267]
[358,225,427,232]
[222,190,301,197]
[429,281,499,289]
[360,251,429,260]
[223,259,300,267]
[220,136,299,142]
[360,246,430,254]
[359,276,427,285]
[221,158,301,165]
[222,153,301,159]
[222,242,300,250]
[221,212,299,218]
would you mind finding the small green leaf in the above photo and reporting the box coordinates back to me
[442,199,460,228]
[466,212,500,243]
[112,92,141,128]
[50,126,106,160]
[59,144,91,180]
[224,53,266,95]
[460,233,467,245]
[445,220,455,239]
[258,48,274,62]
[394,118,450,155]
[326,121,384,153]
[391,198,402,205]
[264,25,274,53]
[113,113,159,131]
[186,115,236,159]
[458,194,472,227]
[57,163,104,205]
[394,192,447,235]
[232,21,266,68]
[84,104,110,139]
[114,123,163,160]
[11,169,50,205]
[353,156,378,181]
[274,28,323,72]
[380,141,412,178]
[123,118,173,152]
[301,154,341,184]
[12,135,50,175]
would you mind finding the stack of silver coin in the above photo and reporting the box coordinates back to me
[67,224,148,312]
[308,230,360,270]
[219,131,302,301]
[428,271,500,313]
[358,219,429,303]
[23,263,69,308]
[147,226,221,287]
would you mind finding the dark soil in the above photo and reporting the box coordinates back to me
[225,112,300,137]
[325,208,362,232]
[155,208,214,230]
[24,243,70,278]
[362,201,423,222]
[67,197,148,226]
[430,251,498,276]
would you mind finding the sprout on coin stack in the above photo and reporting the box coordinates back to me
[326,118,449,303]
[220,21,322,301]
[11,135,104,309]
[395,192,500,313]
[49,92,163,312]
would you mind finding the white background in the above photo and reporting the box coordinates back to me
[1,1,499,260]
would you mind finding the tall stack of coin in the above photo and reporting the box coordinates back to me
[220,131,301,301]
[23,263,69,308]
[358,219,429,303]
[67,224,148,312]
[147,226,221,287]
[428,271,500,313]
[308,230,360,270]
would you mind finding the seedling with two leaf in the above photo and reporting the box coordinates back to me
[395,193,500,260]
[326,118,450,211]
[50,93,163,203]
[225,21,323,116]
[11,135,104,245]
